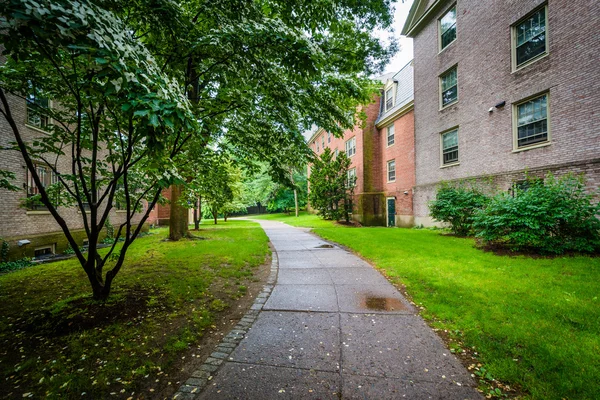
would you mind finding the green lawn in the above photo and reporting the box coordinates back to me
[258,212,600,399]
[0,220,269,399]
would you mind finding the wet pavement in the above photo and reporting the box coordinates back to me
[198,220,481,399]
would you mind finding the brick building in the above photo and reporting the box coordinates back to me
[0,93,145,260]
[308,62,415,226]
[402,0,600,226]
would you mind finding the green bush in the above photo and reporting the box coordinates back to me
[0,258,34,273]
[473,174,600,254]
[429,183,489,236]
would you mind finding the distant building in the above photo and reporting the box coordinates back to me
[402,0,600,226]
[307,61,415,226]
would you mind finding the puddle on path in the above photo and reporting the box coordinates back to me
[314,244,334,248]
[361,296,408,311]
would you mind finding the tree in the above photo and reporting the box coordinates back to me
[112,0,397,238]
[267,170,308,214]
[308,148,355,222]
[0,0,195,300]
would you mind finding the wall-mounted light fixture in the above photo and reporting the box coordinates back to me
[495,101,506,109]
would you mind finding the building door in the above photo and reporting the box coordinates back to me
[387,197,395,227]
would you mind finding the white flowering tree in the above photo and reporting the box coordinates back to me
[0,0,196,299]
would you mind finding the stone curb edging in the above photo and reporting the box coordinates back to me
[172,249,279,400]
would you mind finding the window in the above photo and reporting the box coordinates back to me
[334,149,339,157]
[27,164,58,210]
[345,137,356,157]
[386,124,395,147]
[513,6,547,69]
[34,245,55,258]
[439,5,457,50]
[440,66,458,108]
[321,135,325,148]
[441,128,459,165]
[327,132,331,143]
[346,168,356,188]
[26,90,50,130]
[385,86,394,111]
[514,93,549,149]
[387,160,396,182]
[316,142,320,152]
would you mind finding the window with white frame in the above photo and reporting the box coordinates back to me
[441,128,459,165]
[385,86,394,111]
[27,164,58,210]
[387,160,396,182]
[387,124,395,146]
[513,6,547,69]
[439,5,457,50]
[440,66,458,108]
[327,132,331,143]
[514,93,549,149]
[321,134,325,148]
[334,148,338,157]
[26,90,50,130]
[346,168,356,188]
[345,137,356,157]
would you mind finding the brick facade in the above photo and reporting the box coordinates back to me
[308,63,416,226]
[0,93,146,259]
[404,0,600,225]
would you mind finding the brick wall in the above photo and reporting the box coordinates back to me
[411,0,600,224]
[308,96,416,226]
[0,94,146,258]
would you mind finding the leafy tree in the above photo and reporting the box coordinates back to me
[112,0,397,238]
[0,0,195,300]
[268,170,308,214]
[308,148,354,221]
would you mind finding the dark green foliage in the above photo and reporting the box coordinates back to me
[0,239,8,263]
[474,174,600,254]
[429,183,489,236]
[0,258,33,273]
[268,171,308,213]
[308,148,354,221]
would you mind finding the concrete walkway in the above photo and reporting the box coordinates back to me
[198,220,481,399]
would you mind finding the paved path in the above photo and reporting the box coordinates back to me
[199,220,481,399]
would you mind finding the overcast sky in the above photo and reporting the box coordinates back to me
[379,0,414,74]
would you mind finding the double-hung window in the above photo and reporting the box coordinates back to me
[345,137,356,157]
[387,124,395,147]
[321,135,325,149]
[441,128,459,165]
[27,164,58,210]
[440,66,458,108]
[385,87,394,111]
[513,6,547,70]
[387,160,396,182]
[327,132,331,143]
[514,93,549,149]
[439,5,457,51]
[26,90,50,130]
[346,168,356,188]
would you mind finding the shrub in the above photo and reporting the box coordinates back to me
[473,174,600,254]
[0,258,34,273]
[429,183,489,236]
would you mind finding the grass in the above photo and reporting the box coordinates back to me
[258,212,600,399]
[0,220,269,399]
[252,211,338,228]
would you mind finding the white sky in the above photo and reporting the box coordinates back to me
[378,0,414,74]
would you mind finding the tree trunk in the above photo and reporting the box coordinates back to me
[169,184,189,240]
[193,197,200,230]
[212,206,218,224]
[224,212,228,222]
[294,189,299,217]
